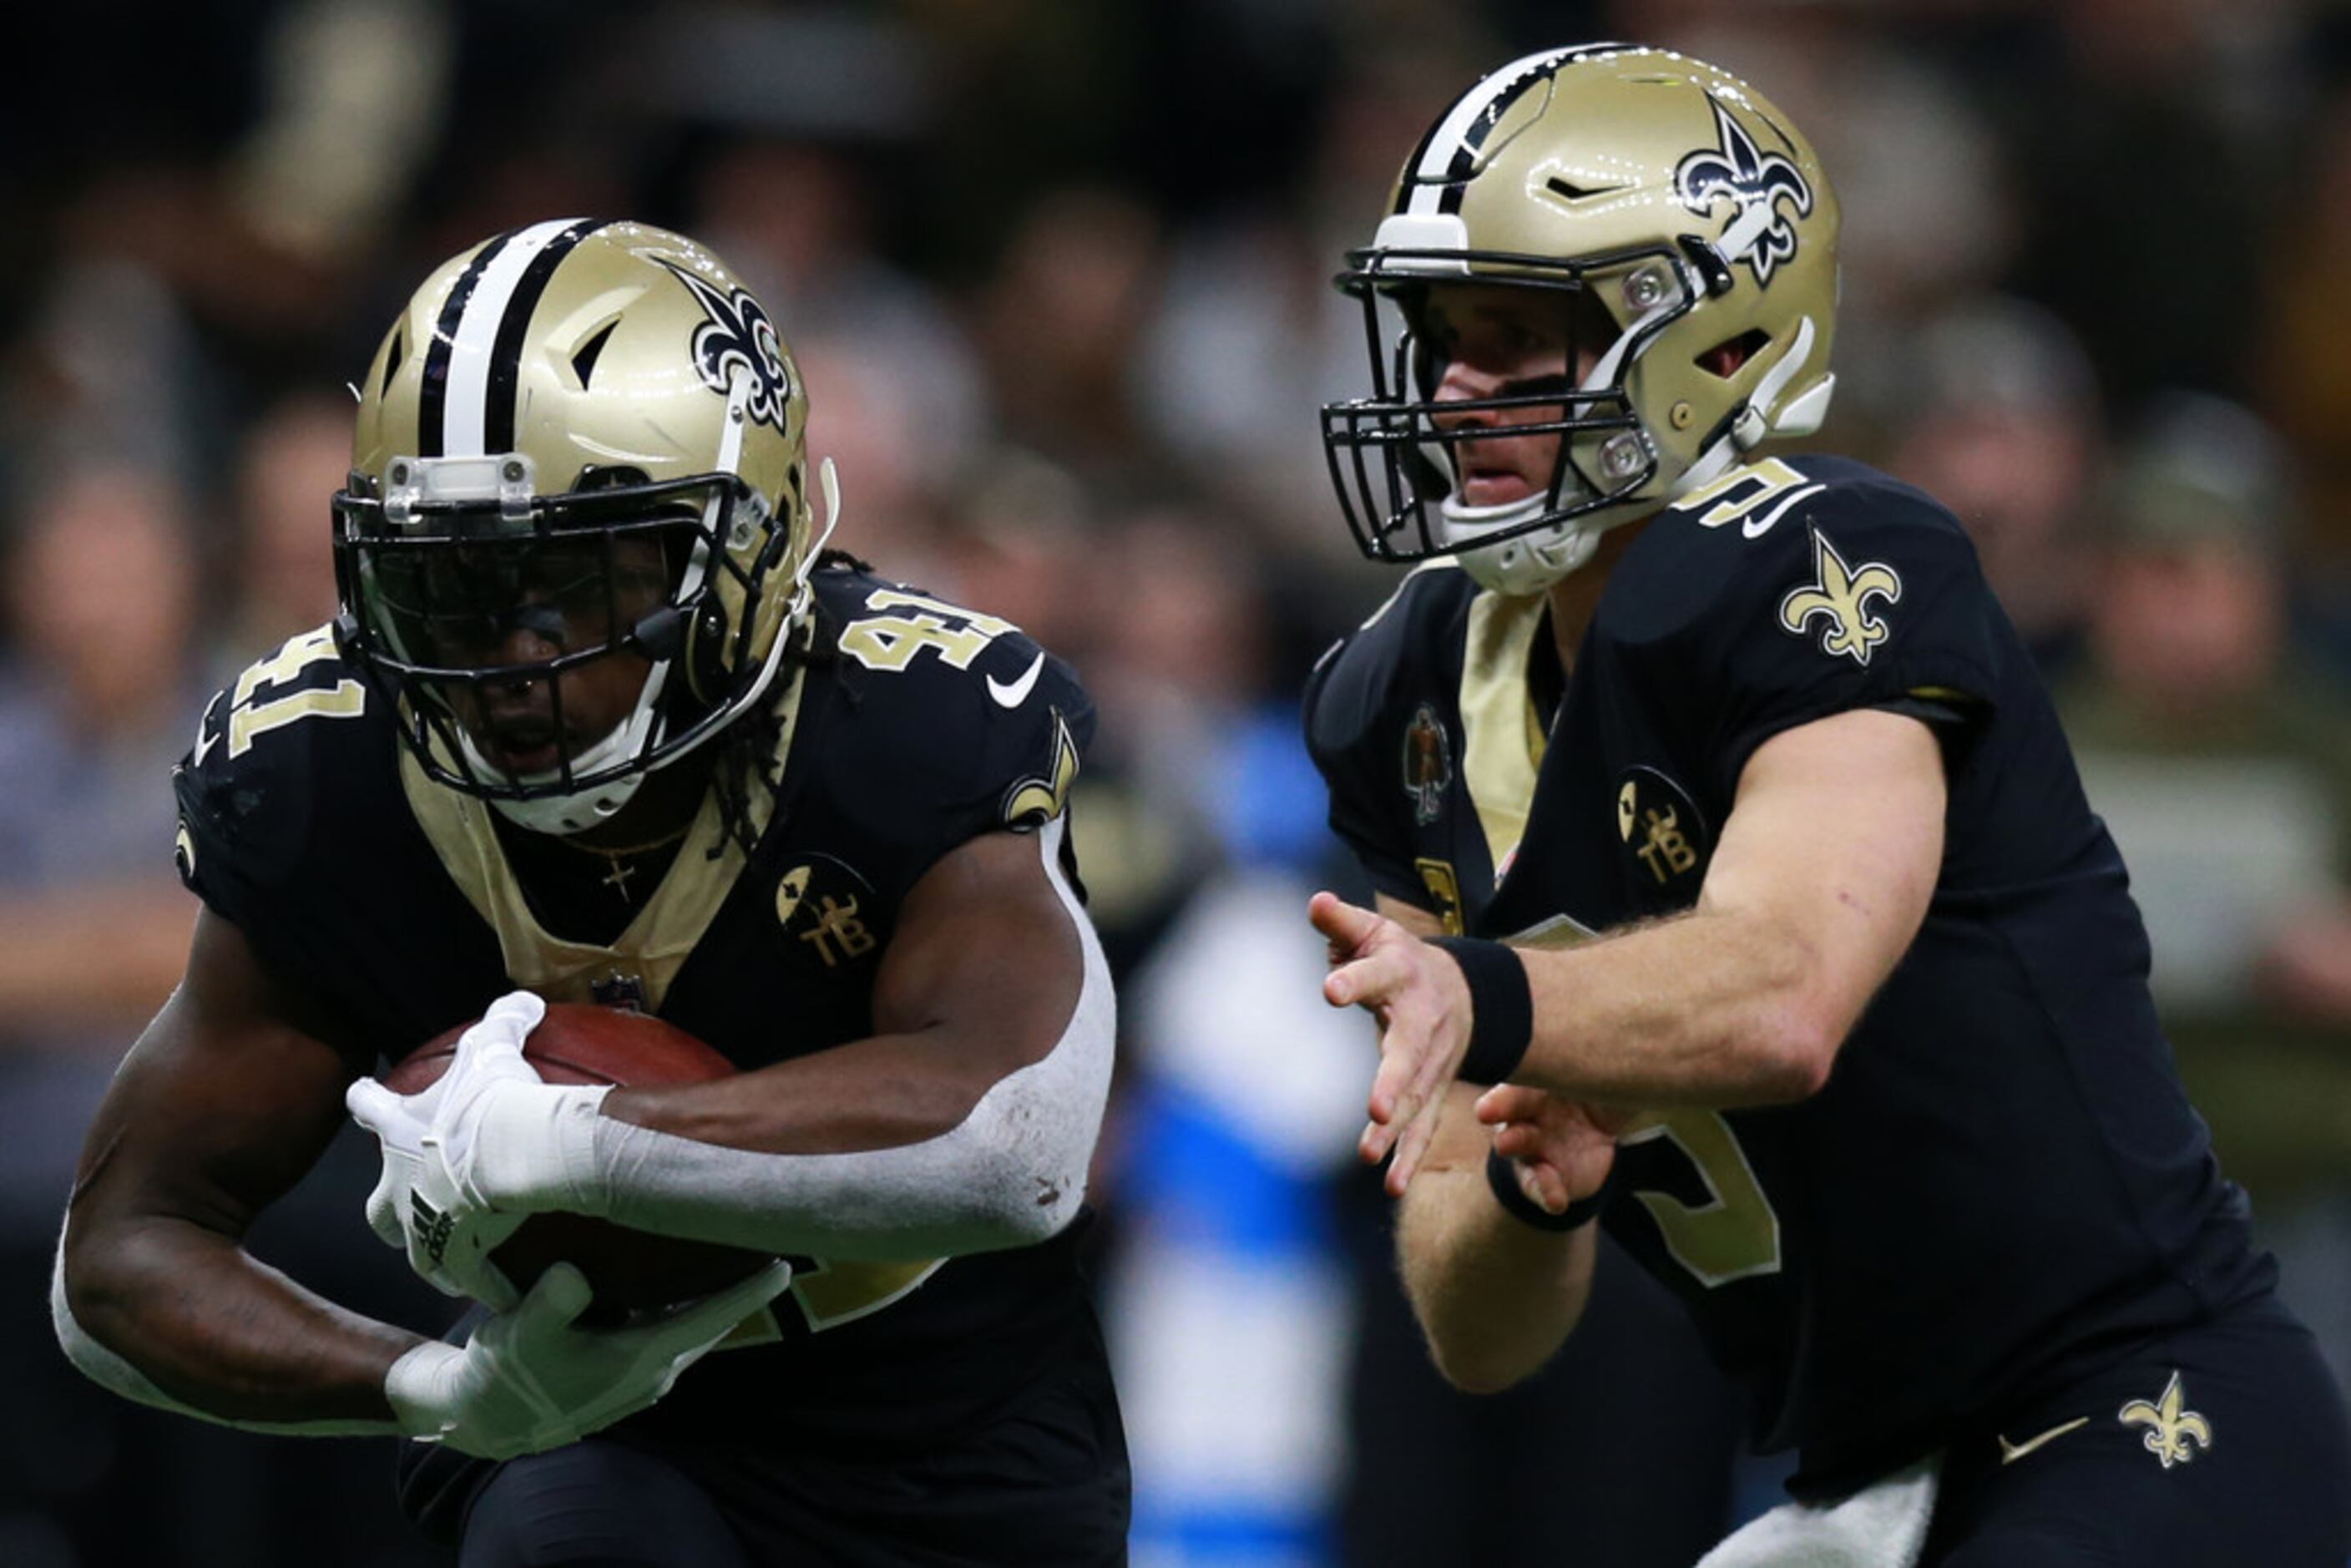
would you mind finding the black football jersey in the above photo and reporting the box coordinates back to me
[174,564,1100,1454]
[1304,455,2268,1496]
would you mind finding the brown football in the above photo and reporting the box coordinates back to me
[384,1003,775,1320]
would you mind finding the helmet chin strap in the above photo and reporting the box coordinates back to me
[474,700,663,837]
[1442,492,1606,596]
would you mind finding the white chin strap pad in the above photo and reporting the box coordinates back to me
[1441,488,1615,596]
[490,779,645,837]
[1453,516,1605,596]
[474,709,659,837]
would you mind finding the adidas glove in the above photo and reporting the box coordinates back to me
[384,1258,793,1460]
[346,991,605,1308]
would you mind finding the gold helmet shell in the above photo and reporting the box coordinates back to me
[333,219,822,832]
[1322,44,1841,594]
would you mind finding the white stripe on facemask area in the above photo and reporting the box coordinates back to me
[440,218,588,458]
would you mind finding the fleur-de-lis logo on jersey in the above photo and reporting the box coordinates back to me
[1674,97,1815,287]
[1779,529,1902,666]
[2118,1371,2212,1470]
[1002,709,1081,827]
[656,260,794,429]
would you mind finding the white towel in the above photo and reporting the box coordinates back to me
[1695,1455,1940,1568]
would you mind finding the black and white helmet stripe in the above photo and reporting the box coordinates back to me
[417,217,609,458]
[1393,43,1631,218]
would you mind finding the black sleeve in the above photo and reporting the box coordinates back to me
[1696,490,2003,802]
[817,599,1100,908]
[977,648,1096,837]
[1302,640,1437,913]
[169,628,518,1066]
[172,674,336,948]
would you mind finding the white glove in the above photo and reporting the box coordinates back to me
[384,1258,794,1460]
[346,990,606,1308]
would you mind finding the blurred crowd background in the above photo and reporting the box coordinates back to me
[7,0,2351,1564]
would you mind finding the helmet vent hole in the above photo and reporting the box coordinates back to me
[1696,329,1771,379]
[381,330,404,396]
[1545,175,1619,203]
[570,321,619,387]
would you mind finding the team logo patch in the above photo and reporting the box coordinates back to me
[1674,97,1815,287]
[1403,704,1454,827]
[2119,1371,2212,1470]
[657,260,794,429]
[1779,529,1902,666]
[1615,766,1708,889]
[775,854,878,971]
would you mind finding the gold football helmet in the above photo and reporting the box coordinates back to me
[332,220,835,833]
[1322,44,1840,594]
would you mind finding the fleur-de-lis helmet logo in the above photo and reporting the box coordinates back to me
[656,259,795,430]
[1674,96,1816,288]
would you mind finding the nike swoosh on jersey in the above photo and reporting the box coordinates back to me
[1997,1415,2089,1464]
[189,690,228,769]
[987,651,1046,709]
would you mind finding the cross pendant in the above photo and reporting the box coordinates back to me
[602,857,637,901]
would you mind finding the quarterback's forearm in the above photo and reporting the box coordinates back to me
[1398,1136,1597,1393]
[493,821,1114,1259]
[1511,907,1835,1107]
[1509,711,1945,1108]
[56,1216,417,1432]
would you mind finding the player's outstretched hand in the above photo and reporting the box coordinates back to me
[1310,891,1475,1197]
[1474,1085,1624,1215]
[384,1258,795,1460]
[346,990,570,1308]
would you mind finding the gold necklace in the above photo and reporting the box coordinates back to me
[565,823,692,858]
[563,823,692,903]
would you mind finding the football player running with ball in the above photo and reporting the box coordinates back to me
[55,222,1125,1565]
[1305,46,2351,1566]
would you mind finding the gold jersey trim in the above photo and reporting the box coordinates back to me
[1458,589,1551,880]
[397,669,807,1012]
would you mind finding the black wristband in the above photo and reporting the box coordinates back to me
[1429,937,1532,1085]
[1486,1149,1617,1233]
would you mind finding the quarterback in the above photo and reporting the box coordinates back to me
[1306,45,2351,1565]
[54,222,1125,1564]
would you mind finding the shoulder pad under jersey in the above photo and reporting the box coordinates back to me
[1302,562,1479,905]
[801,570,1096,895]
[173,625,386,907]
[1609,453,2004,795]
[1304,562,1479,768]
